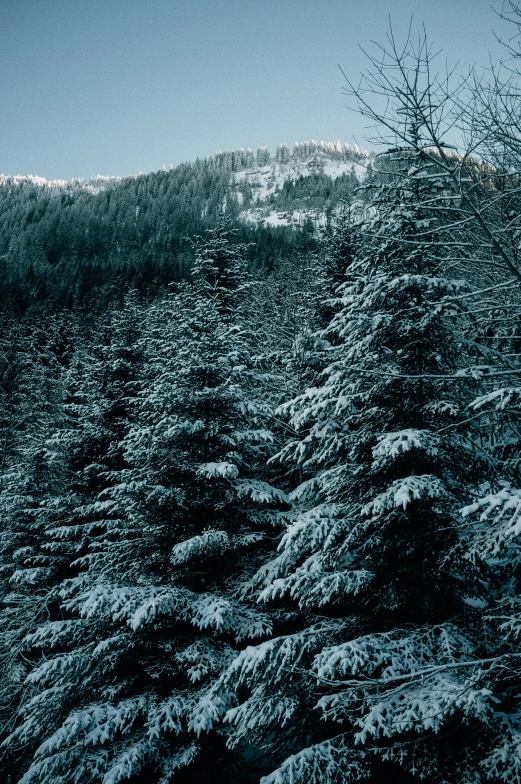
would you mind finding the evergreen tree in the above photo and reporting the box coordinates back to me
[209,154,504,783]
[0,314,72,779]
[454,353,521,782]
[5,223,286,784]
[276,145,290,165]
[257,147,271,167]
[0,297,146,782]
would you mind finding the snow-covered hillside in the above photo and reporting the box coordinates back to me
[0,141,371,229]
[235,156,368,227]
[217,140,371,227]
[0,138,371,313]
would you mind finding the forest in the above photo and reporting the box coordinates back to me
[4,12,521,784]
[0,140,364,314]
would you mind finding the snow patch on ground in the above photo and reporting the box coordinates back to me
[240,208,329,228]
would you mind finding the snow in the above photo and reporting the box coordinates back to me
[233,153,368,227]
[196,461,239,479]
[241,208,328,228]
[372,430,440,467]
[171,530,229,565]
[259,563,373,607]
[235,479,289,504]
[259,738,361,784]
[461,484,521,559]
[234,158,359,203]
[362,475,446,516]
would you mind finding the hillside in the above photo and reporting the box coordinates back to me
[229,141,368,227]
[0,141,369,312]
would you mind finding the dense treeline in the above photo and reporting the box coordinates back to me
[0,143,365,314]
[264,170,361,213]
[6,18,521,784]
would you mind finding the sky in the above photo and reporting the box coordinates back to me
[0,0,509,181]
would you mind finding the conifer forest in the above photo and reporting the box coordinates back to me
[7,12,521,784]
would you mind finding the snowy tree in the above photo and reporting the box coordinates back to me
[0,315,74,779]
[207,145,508,782]
[231,149,243,172]
[6,223,287,783]
[0,297,149,780]
[455,342,521,783]
[5,18,521,784]
[276,145,290,165]
[316,205,363,329]
[257,146,271,167]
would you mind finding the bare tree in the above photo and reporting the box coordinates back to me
[343,24,521,293]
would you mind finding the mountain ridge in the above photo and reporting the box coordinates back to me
[0,139,369,188]
[0,140,369,312]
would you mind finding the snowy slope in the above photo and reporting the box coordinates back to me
[0,141,371,230]
[230,146,370,228]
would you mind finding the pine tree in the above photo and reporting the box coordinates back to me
[6,223,286,784]
[257,147,271,167]
[211,153,504,783]
[0,297,147,782]
[0,314,72,779]
[455,338,521,782]
[276,145,290,165]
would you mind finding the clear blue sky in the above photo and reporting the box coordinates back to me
[1,0,506,180]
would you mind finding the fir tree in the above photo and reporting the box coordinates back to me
[6,223,286,784]
[0,315,72,779]
[210,153,504,783]
[257,147,271,167]
[0,297,147,782]
[276,145,290,166]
